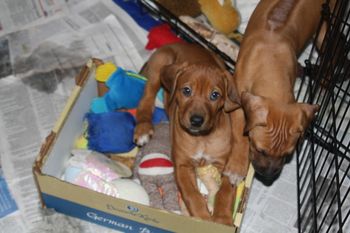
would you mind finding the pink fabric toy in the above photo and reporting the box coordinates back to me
[63,149,146,201]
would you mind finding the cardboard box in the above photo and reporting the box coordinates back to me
[33,59,254,233]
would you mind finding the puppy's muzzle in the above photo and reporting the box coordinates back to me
[250,154,285,179]
[184,114,211,135]
[190,114,204,128]
[253,162,282,178]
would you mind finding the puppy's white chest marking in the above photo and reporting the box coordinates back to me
[192,150,214,164]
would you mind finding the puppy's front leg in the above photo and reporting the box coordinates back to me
[225,109,250,184]
[134,74,160,146]
[134,60,165,146]
[175,161,212,221]
[212,176,236,225]
[134,48,176,146]
[213,109,249,225]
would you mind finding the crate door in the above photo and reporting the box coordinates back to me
[296,0,350,232]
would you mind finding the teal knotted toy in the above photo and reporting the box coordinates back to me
[91,66,147,113]
[91,65,164,113]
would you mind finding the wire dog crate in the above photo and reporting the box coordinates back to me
[296,0,350,232]
[138,0,237,72]
[140,0,350,232]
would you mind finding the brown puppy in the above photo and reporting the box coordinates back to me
[134,42,240,225]
[228,0,325,179]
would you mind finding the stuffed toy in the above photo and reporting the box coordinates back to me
[91,63,165,113]
[109,147,139,170]
[64,149,150,205]
[133,122,180,213]
[196,164,222,213]
[75,106,168,155]
[180,164,246,219]
[95,62,117,96]
[178,164,222,216]
[91,65,147,113]
[145,24,183,50]
[155,0,241,40]
[197,0,241,37]
[84,111,136,153]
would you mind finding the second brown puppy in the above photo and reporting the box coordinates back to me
[134,42,242,225]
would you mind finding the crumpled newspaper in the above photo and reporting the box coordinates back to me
[180,15,240,62]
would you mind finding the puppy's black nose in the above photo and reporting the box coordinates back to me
[190,115,204,127]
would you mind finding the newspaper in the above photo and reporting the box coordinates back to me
[0,0,64,36]
[70,0,149,61]
[240,158,299,233]
[0,0,104,38]
[0,162,17,219]
[0,0,148,232]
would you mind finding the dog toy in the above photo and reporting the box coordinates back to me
[155,0,241,39]
[95,62,117,96]
[74,119,89,149]
[179,164,245,218]
[196,164,222,213]
[197,0,241,38]
[179,164,222,216]
[197,168,246,219]
[145,24,183,50]
[110,179,150,205]
[133,122,180,213]
[74,108,168,153]
[109,147,139,170]
[85,111,136,153]
[91,66,147,113]
[92,64,165,112]
[64,149,149,205]
[64,149,132,182]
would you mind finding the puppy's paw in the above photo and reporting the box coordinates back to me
[136,134,152,146]
[195,214,213,223]
[134,122,154,146]
[212,215,234,226]
[223,171,245,186]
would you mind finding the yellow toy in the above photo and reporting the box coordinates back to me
[196,164,221,213]
[179,164,245,219]
[95,62,117,96]
[95,62,117,82]
[197,0,241,38]
[156,0,241,40]
[179,164,221,216]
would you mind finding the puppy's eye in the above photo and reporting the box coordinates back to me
[210,91,221,101]
[182,87,192,97]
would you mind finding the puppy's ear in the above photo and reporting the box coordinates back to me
[241,92,268,134]
[223,71,241,112]
[293,103,320,134]
[160,62,188,102]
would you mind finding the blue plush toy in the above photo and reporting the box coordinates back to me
[91,67,146,113]
[91,66,164,113]
[84,108,168,154]
[85,111,136,153]
[85,64,168,154]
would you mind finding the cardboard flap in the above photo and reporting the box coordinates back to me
[75,58,104,86]
[34,131,57,172]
